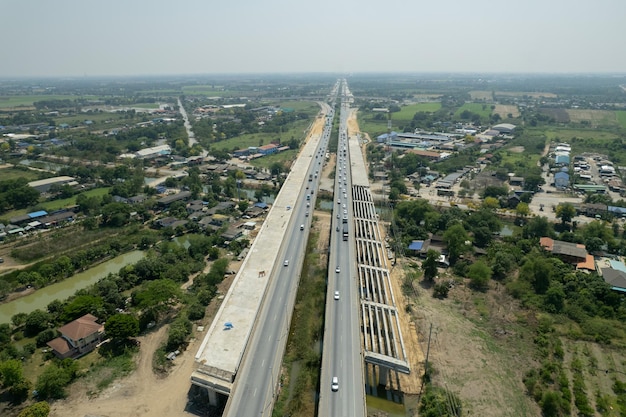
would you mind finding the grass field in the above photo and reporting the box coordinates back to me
[55,111,130,126]
[566,109,617,126]
[615,111,626,129]
[250,149,297,169]
[454,102,493,119]
[469,91,493,101]
[393,102,441,121]
[210,118,313,152]
[181,85,241,97]
[0,95,96,109]
[0,167,41,182]
[0,187,111,221]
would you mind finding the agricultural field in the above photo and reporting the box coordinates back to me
[250,149,298,170]
[469,90,494,101]
[566,109,618,126]
[0,187,111,222]
[0,167,41,182]
[454,102,493,119]
[181,85,248,97]
[393,102,441,122]
[209,119,312,152]
[617,111,626,129]
[493,104,520,118]
[495,91,558,99]
[0,94,92,109]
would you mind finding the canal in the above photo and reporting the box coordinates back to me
[0,250,145,324]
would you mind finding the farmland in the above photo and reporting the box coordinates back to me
[393,102,441,121]
[454,102,493,119]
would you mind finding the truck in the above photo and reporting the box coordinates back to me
[342,224,348,241]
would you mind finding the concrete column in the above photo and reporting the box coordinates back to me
[207,388,218,406]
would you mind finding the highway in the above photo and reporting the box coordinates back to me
[318,80,366,417]
[224,99,336,417]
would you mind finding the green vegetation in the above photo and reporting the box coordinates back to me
[0,95,90,109]
[0,167,41,182]
[454,102,493,119]
[393,102,441,121]
[616,111,626,129]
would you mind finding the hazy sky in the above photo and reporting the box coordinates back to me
[2,0,625,77]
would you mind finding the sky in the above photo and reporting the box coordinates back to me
[2,0,625,77]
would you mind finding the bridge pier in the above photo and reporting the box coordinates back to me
[207,388,218,406]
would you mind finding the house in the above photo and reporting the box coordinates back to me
[601,268,626,293]
[540,237,588,265]
[509,177,524,187]
[221,226,243,241]
[407,240,429,256]
[157,191,192,207]
[46,314,104,359]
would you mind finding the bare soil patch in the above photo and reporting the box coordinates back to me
[404,266,540,417]
[509,146,525,153]
[493,104,520,118]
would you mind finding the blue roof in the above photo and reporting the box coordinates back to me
[609,260,626,273]
[254,202,268,209]
[608,206,626,214]
[555,172,569,179]
[408,240,424,250]
[28,210,48,218]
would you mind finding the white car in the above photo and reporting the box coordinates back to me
[334,291,340,300]
[284,260,289,267]
[335,266,340,273]
[331,376,339,392]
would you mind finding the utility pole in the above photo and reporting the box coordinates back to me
[418,323,434,399]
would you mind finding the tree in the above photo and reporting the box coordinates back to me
[516,202,530,218]
[17,401,50,417]
[555,203,576,225]
[0,359,24,388]
[35,364,72,399]
[524,174,545,192]
[105,314,139,341]
[422,250,440,282]
[24,310,51,337]
[482,197,500,210]
[62,295,103,322]
[467,260,492,291]
[443,224,471,265]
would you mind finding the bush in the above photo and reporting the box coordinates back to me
[433,282,450,299]
[36,329,58,347]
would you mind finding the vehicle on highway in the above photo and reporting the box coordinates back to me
[334,291,340,300]
[337,199,341,204]
[300,224,304,230]
[286,206,291,210]
[331,376,339,391]
[284,260,289,267]
[335,266,340,273]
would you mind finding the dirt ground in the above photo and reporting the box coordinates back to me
[50,272,236,417]
[408,271,540,417]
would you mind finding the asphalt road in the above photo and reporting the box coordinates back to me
[224,102,335,417]
[319,81,366,417]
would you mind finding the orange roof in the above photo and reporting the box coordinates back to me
[58,314,103,341]
[47,337,72,355]
[577,254,596,271]
[539,237,554,251]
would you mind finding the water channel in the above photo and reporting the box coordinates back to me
[0,250,145,324]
